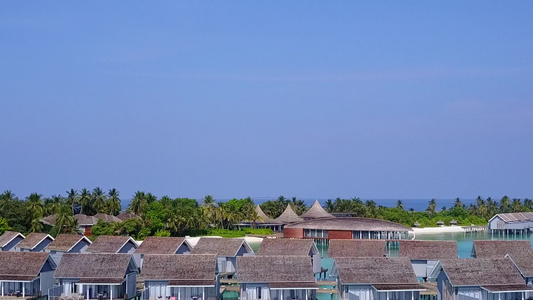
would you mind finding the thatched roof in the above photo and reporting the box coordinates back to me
[0,252,52,281]
[285,217,412,232]
[42,213,122,227]
[86,235,137,253]
[257,239,317,256]
[439,258,525,286]
[140,254,217,286]
[135,237,190,255]
[328,240,387,258]
[55,253,133,282]
[334,257,419,285]
[94,213,122,223]
[191,237,252,257]
[116,212,141,221]
[399,240,458,260]
[274,205,303,224]
[237,255,317,287]
[0,231,24,248]
[255,205,279,224]
[17,232,53,250]
[300,200,333,220]
[473,240,533,258]
[46,234,91,252]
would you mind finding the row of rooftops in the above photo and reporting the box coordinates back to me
[251,200,334,224]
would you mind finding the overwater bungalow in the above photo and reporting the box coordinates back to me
[0,231,24,252]
[53,253,138,300]
[235,205,283,232]
[428,258,533,300]
[190,238,254,274]
[0,252,57,298]
[86,235,138,254]
[133,236,193,269]
[16,233,54,252]
[45,234,92,263]
[488,212,533,236]
[256,239,321,274]
[300,200,333,221]
[327,240,387,258]
[284,217,411,241]
[398,241,458,280]
[237,255,318,300]
[274,205,304,224]
[471,240,533,258]
[140,254,219,300]
[330,257,425,300]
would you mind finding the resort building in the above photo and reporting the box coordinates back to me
[330,257,425,300]
[300,200,333,221]
[0,231,24,252]
[140,254,219,300]
[429,258,533,300]
[133,236,193,269]
[53,253,138,300]
[45,234,92,263]
[86,235,138,254]
[237,255,318,300]
[116,212,141,222]
[256,238,321,274]
[274,205,303,224]
[0,251,57,297]
[506,252,533,285]
[471,240,533,258]
[16,233,54,252]
[190,238,254,274]
[235,205,283,232]
[398,241,458,281]
[283,217,412,242]
[327,240,387,258]
[488,213,533,236]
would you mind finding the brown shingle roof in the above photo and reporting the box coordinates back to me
[328,240,387,258]
[473,240,533,258]
[274,205,303,224]
[0,252,51,281]
[507,252,533,277]
[257,239,316,256]
[116,212,141,221]
[439,258,524,286]
[237,256,317,285]
[300,200,333,220]
[94,213,122,223]
[140,254,217,285]
[334,257,419,285]
[0,231,24,248]
[46,234,91,252]
[86,235,137,253]
[190,238,250,257]
[17,233,53,250]
[135,237,189,255]
[55,253,133,280]
[399,240,458,260]
[285,217,412,232]
[481,284,533,292]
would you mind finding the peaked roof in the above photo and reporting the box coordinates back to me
[0,231,24,248]
[94,213,122,223]
[328,240,387,258]
[140,254,217,285]
[300,200,333,219]
[439,258,525,286]
[46,234,91,252]
[257,239,317,256]
[17,232,54,250]
[490,212,533,223]
[0,252,53,281]
[116,212,141,221]
[135,237,190,255]
[237,255,317,285]
[274,205,303,224]
[55,253,134,282]
[255,205,279,224]
[473,240,533,258]
[399,240,458,260]
[507,252,533,277]
[334,257,419,285]
[42,213,122,227]
[190,237,252,257]
[86,235,137,253]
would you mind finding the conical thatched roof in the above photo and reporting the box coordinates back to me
[300,200,333,220]
[274,205,303,224]
[255,205,279,224]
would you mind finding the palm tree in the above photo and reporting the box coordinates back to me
[107,188,121,215]
[500,196,511,213]
[202,195,216,225]
[325,199,334,213]
[55,206,76,235]
[66,189,78,214]
[396,200,404,210]
[129,191,147,216]
[512,198,522,212]
[80,188,93,215]
[453,197,464,209]
[426,199,437,214]
[26,193,44,218]
[92,187,107,213]
[44,195,63,216]
[475,196,487,219]
[145,193,157,204]
[365,200,377,218]
[524,199,533,211]
[30,218,43,232]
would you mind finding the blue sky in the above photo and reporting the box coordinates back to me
[1,1,532,201]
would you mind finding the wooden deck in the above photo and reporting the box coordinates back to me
[317,281,337,286]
